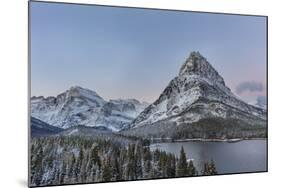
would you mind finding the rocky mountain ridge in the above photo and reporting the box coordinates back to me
[31,86,148,132]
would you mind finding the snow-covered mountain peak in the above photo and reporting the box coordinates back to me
[55,86,106,107]
[129,52,266,129]
[179,51,226,87]
[31,86,149,131]
[66,86,103,99]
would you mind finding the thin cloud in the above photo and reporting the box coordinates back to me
[236,81,264,94]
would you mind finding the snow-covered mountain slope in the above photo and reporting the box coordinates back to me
[255,96,267,109]
[31,117,63,137]
[31,86,148,131]
[58,125,138,144]
[125,52,267,139]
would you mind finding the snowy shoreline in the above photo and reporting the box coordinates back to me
[149,137,267,143]
[174,138,266,142]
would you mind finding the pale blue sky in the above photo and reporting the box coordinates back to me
[30,1,267,103]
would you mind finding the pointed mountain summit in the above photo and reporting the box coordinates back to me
[125,52,267,139]
[179,51,225,85]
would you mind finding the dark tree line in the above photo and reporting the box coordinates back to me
[30,136,217,187]
[171,118,267,140]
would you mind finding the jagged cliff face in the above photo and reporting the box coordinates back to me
[126,52,267,139]
[31,86,148,131]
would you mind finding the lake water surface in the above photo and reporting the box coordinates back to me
[150,140,267,174]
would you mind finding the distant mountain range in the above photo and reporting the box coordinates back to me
[31,52,267,139]
[31,86,148,132]
[248,96,267,109]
